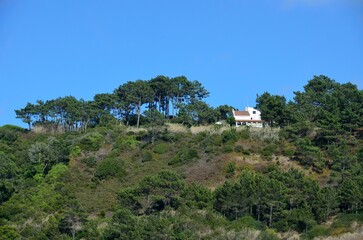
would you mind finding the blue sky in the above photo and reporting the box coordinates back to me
[1,0,362,127]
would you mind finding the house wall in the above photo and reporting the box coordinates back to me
[245,107,261,121]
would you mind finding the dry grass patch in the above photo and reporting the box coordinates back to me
[249,127,280,142]
[166,123,190,133]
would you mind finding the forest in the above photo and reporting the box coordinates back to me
[1,75,363,239]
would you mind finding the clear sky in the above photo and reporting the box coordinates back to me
[1,0,362,127]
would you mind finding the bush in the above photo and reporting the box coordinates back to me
[259,228,279,240]
[70,145,81,158]
[81,156,97,167]
[226,162,236,178]
[238,129,250,140]
[153,143,169,154]
[0,225,20,240]
[301,225,329,240]
[232,216,265,230]
[95,157,126,180]
[114,135,139,152]
[142,150,153,162]
[234,145,243,153]
[222,145,234,153]
[242,148,251,155]
[169,148,199,165]
[0,125,25,143]
[77,132,104,151]
[221,129,238,143]
[284,146,295,157]
[262,144,277,156]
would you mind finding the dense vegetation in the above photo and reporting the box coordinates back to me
[1,75,363,239]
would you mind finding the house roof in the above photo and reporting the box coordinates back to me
[233,111,250,116]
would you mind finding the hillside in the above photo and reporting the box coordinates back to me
[1,122,363,240]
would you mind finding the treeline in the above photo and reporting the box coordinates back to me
[15,76,234,131]
[256,75,363,132]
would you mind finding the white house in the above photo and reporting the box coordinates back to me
[232,107,264,128]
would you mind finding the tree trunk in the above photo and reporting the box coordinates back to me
[165,96,170,117]
[137,100,141,128]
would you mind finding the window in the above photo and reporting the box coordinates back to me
[253,111,256,114]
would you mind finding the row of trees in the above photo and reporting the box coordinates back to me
[256,75,363,133]
[16,76,235,130]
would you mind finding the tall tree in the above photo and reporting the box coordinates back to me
[115,80,153,128]
[256,92,287,127]
[15,102,35,130]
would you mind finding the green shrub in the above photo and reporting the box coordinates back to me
[70,145,81,158]
[153,143,169,154]
[259,228,279,240]
[234,145,243,153]
[81,156,97,167]
[221,129,238,143]
[222,145,234,153]
[226,162,236,178]
[331,213,363,229]
[232,216,265,230]
[284,146,295,157]
[0,225,20,240]
[77,132,104,151]
[0,125,24,144]
[238,129,250,140]
[95,157,126,180]
[114,135,139,151]
[142,150,153,162]
[301,225,329,240]
[211,134,222,146]
[242,148,250,155]
[169,148,199,165]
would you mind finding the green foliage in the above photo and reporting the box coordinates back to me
[77,132,104,151]
[169,147,198,165]
[232,216,265,230]
[222,144,234,153]
[261,144,277,158]
[114,135,139,151]
[238,129,250,140]
[45,164,68,183]
[301,225,329,240]
[283,146,295,157]
[221,128,238,143]
[81,156,97,167]
[153,142,169,154]
[256,92,288,127]
[226,116,236,126]
[142,150,153,162]
[95,157,126,180]
[0,125,24,144]
[0,226,20,240]
[259,228,280,240]
[181,183,213,209]
[226,162,236,178]
[69,145,81,158]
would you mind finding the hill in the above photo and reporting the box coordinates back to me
[1,75,363,239]
[0,122,363,240]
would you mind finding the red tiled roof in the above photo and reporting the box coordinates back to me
[234,111,250,116]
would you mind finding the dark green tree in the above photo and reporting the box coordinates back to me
[115,80,154,128]
[256,92,287,127]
